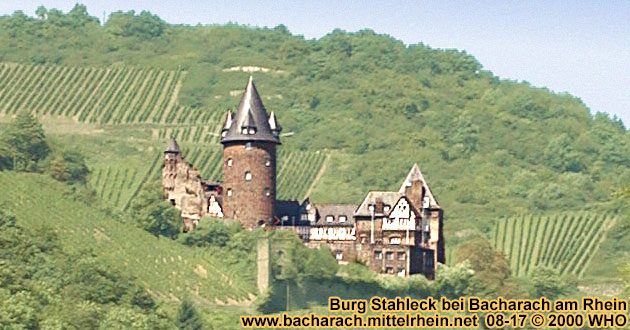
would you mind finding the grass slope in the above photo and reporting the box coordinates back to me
[491,212,617,278]
[0,171,257,304]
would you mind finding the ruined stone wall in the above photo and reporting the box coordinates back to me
[162,155,207,231]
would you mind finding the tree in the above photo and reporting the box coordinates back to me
[530,266,566,299]
[176,296,203,330]
[455,238,511,297]
[130,181,181,238]
[47,150,90,184]
[1,112,49,171]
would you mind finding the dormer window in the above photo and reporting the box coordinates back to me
[248,128,256,134]
[339,215,347,223]
[245,171,252,181]
[241,128,248,134]
[368,205,375,212]
[326,215,334,222]
[221,131,227,137]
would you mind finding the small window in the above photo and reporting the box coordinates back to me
[335,251,343,260]
[248,128,256,134]
[326,215,334,222]
[397,268,406,277]
[384,205,391,212]
[264,188,270,197]
[398,252,406,260]
[265,159,271,167]
[368,204,375,212]
[245,142,252,150]
[227,188,233,197]
[227,158,233,167]
[339,215,347,223]
[245,171,252,181]
[221,131,227,137]
[386,267,394,274]
[305,204,311,210]
[241,128,248,134]
[374,251,382,260]
[281,215,288,222]
[389,237,401,245]
[360,236,367,244]
[386,252,393,260]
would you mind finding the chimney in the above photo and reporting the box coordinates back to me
[375,198,384,214]
[405,180,424,210]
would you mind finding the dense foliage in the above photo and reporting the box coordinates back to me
[0,112,49,171]
[0,207,171,329]
[130,181,182,238]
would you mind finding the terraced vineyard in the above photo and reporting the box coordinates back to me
[0,172,257,303]
[0,62,226,125]
[491,212,617,277]
[89,152,163,210]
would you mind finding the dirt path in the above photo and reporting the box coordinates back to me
[302,151,331,200]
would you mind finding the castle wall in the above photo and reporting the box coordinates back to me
[222,141,276,229]
[162,153,207,232]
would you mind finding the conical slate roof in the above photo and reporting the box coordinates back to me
[164,137,180,153]
[399,163,440,208]
[221,76,280,144]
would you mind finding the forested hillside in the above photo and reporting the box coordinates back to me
[1,5,627,224]
[0,5,629,328]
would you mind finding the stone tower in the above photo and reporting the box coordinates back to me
[221,77,281,229]
[163,137,181,201]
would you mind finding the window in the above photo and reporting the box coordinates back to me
[241,128,248,134]
[397,268,406,277]
[386,252,393,260]
[221,131,227,137]
[384,205,391,212]
[227,158,233,167]
[248,128,256,134]
[335,251,343,260]
[227,188,233,197]
[339,215,347,223]
[386,267,394,274]
[264,188,270,197]
[326,215,334,222]
[368,204,375,212]
[265,159,271,167]
[360,236,367,244]
[245,142,252,150]
[281,215,288,222]
[245,171,252,181]
[374,251,382,260]
[389,237,401,245]
[398,252,406,260]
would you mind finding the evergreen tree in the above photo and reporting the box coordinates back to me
[176,296,203,330]
[0,112,49,171]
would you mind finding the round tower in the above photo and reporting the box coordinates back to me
[221,77,281,229]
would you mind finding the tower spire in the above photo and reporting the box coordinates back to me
[220,76,280,144]
[164,136,180,154]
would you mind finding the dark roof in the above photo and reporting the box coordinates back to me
[221,76,280,144]
[354,191,403,217]
[275,200,309,226]
[314,204,358,226]
[164,137,180,153]
[398,163,440,208]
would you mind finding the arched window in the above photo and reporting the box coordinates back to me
[226,188,233,197]
[227,158,233,167]
[264,188,270,197]
[265,158,271,167]
[245,171,252,181]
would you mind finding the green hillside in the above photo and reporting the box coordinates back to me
[491,212,618,278]
[0,5,629,327]
[0,171,257,303]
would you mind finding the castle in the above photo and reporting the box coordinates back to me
[162,77,444,278]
